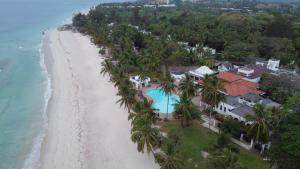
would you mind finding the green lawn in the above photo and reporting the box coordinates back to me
[161,120,269,169]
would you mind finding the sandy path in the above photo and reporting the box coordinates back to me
[40,30,159,169]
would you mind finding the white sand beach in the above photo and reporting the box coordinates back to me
[40,29,158,169]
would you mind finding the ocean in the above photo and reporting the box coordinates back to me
[0,0,113,168]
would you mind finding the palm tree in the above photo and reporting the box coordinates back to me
[246,104,270,149]
[159,72,176,120]
[110,67,127,87]
[201,75,225,129]
[129,98,157,125]
[117,80,137,113]
[178,74,199,98]
[204,58,215,68]
[155,140,184,169]
[137,70,148,90]
[267,106,287,129]
[100,59,113,76]
[174,93,199,127]
[131,118,161,154]
[208,148,245,169]
[138,49,161,74]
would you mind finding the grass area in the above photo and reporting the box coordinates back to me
[161,120,269,169]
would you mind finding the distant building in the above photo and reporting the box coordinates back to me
[189,66,215,80]
[169,66,197,81]
[255,58,280,72]
[203,46,216,55]
[147,0,170,5]
[218,61,234,72]
[233,65,270,83]
[158,4,176,7]
[267,59,280,71]
[255,58,267,67]
[107,22,114,27]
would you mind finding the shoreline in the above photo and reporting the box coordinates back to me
[40,29,159,169]
[23,6,94,168]
[22,33,52,169]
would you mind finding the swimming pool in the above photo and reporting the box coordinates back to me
[146,88,180,113]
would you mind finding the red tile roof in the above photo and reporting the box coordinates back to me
[217,72,243,82]
[198,72,264,96]
[223,80,264,96]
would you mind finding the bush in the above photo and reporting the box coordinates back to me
[220,117,244,138]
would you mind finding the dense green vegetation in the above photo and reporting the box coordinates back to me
[270,112,300,169]
[73,3,300,67]
[73,2,300,169]
[161,121,269,169]
[259,73,300,103]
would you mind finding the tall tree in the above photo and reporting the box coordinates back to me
[131,7,141,25]
[159,72,176,120]
[202,75,225,129]
[265,15,292,38]
[131,121,161,154]
[259,73,300,103]
[100,59,113,76]
[129,98,157,125]
[174,93,199,127]
[283,91,300,113]
[208,148,245,169]
[178,74,198,98]
[116,80,137,113]
[155,140,184,169]
[270,113,300,169]
[246,104,270,148]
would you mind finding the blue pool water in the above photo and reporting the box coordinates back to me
[146,88,180,113]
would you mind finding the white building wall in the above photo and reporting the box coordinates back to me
[267,59,280,71]
[242,77,261,83]
[238,98,256,107]
[218,65,229,72]
[214,101,246,122]
[238,68,254,77]
[129,76,150,89]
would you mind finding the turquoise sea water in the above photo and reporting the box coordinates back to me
[0,0,119,168]
[146,89,180,113]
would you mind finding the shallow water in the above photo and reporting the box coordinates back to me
[0,0,105,168]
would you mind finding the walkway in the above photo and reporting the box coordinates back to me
[200,115,252,150]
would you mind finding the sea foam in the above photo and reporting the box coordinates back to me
[22,33,52,169]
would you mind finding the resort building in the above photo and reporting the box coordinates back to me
[233,65,270,83]
[215,95,254,122]
[255,58,280,72]
[255,58,268,67]
[267,59,280,71]
[146,0,170,5]
[198,71,278,122]
[215,93,280,122]
[189,66,215,81]
[169,66,198,81]
[216,72,264,96]
[217,61,234,72]
[129,76,151,89]
[177,42,197,53]
[202,46,216,55]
